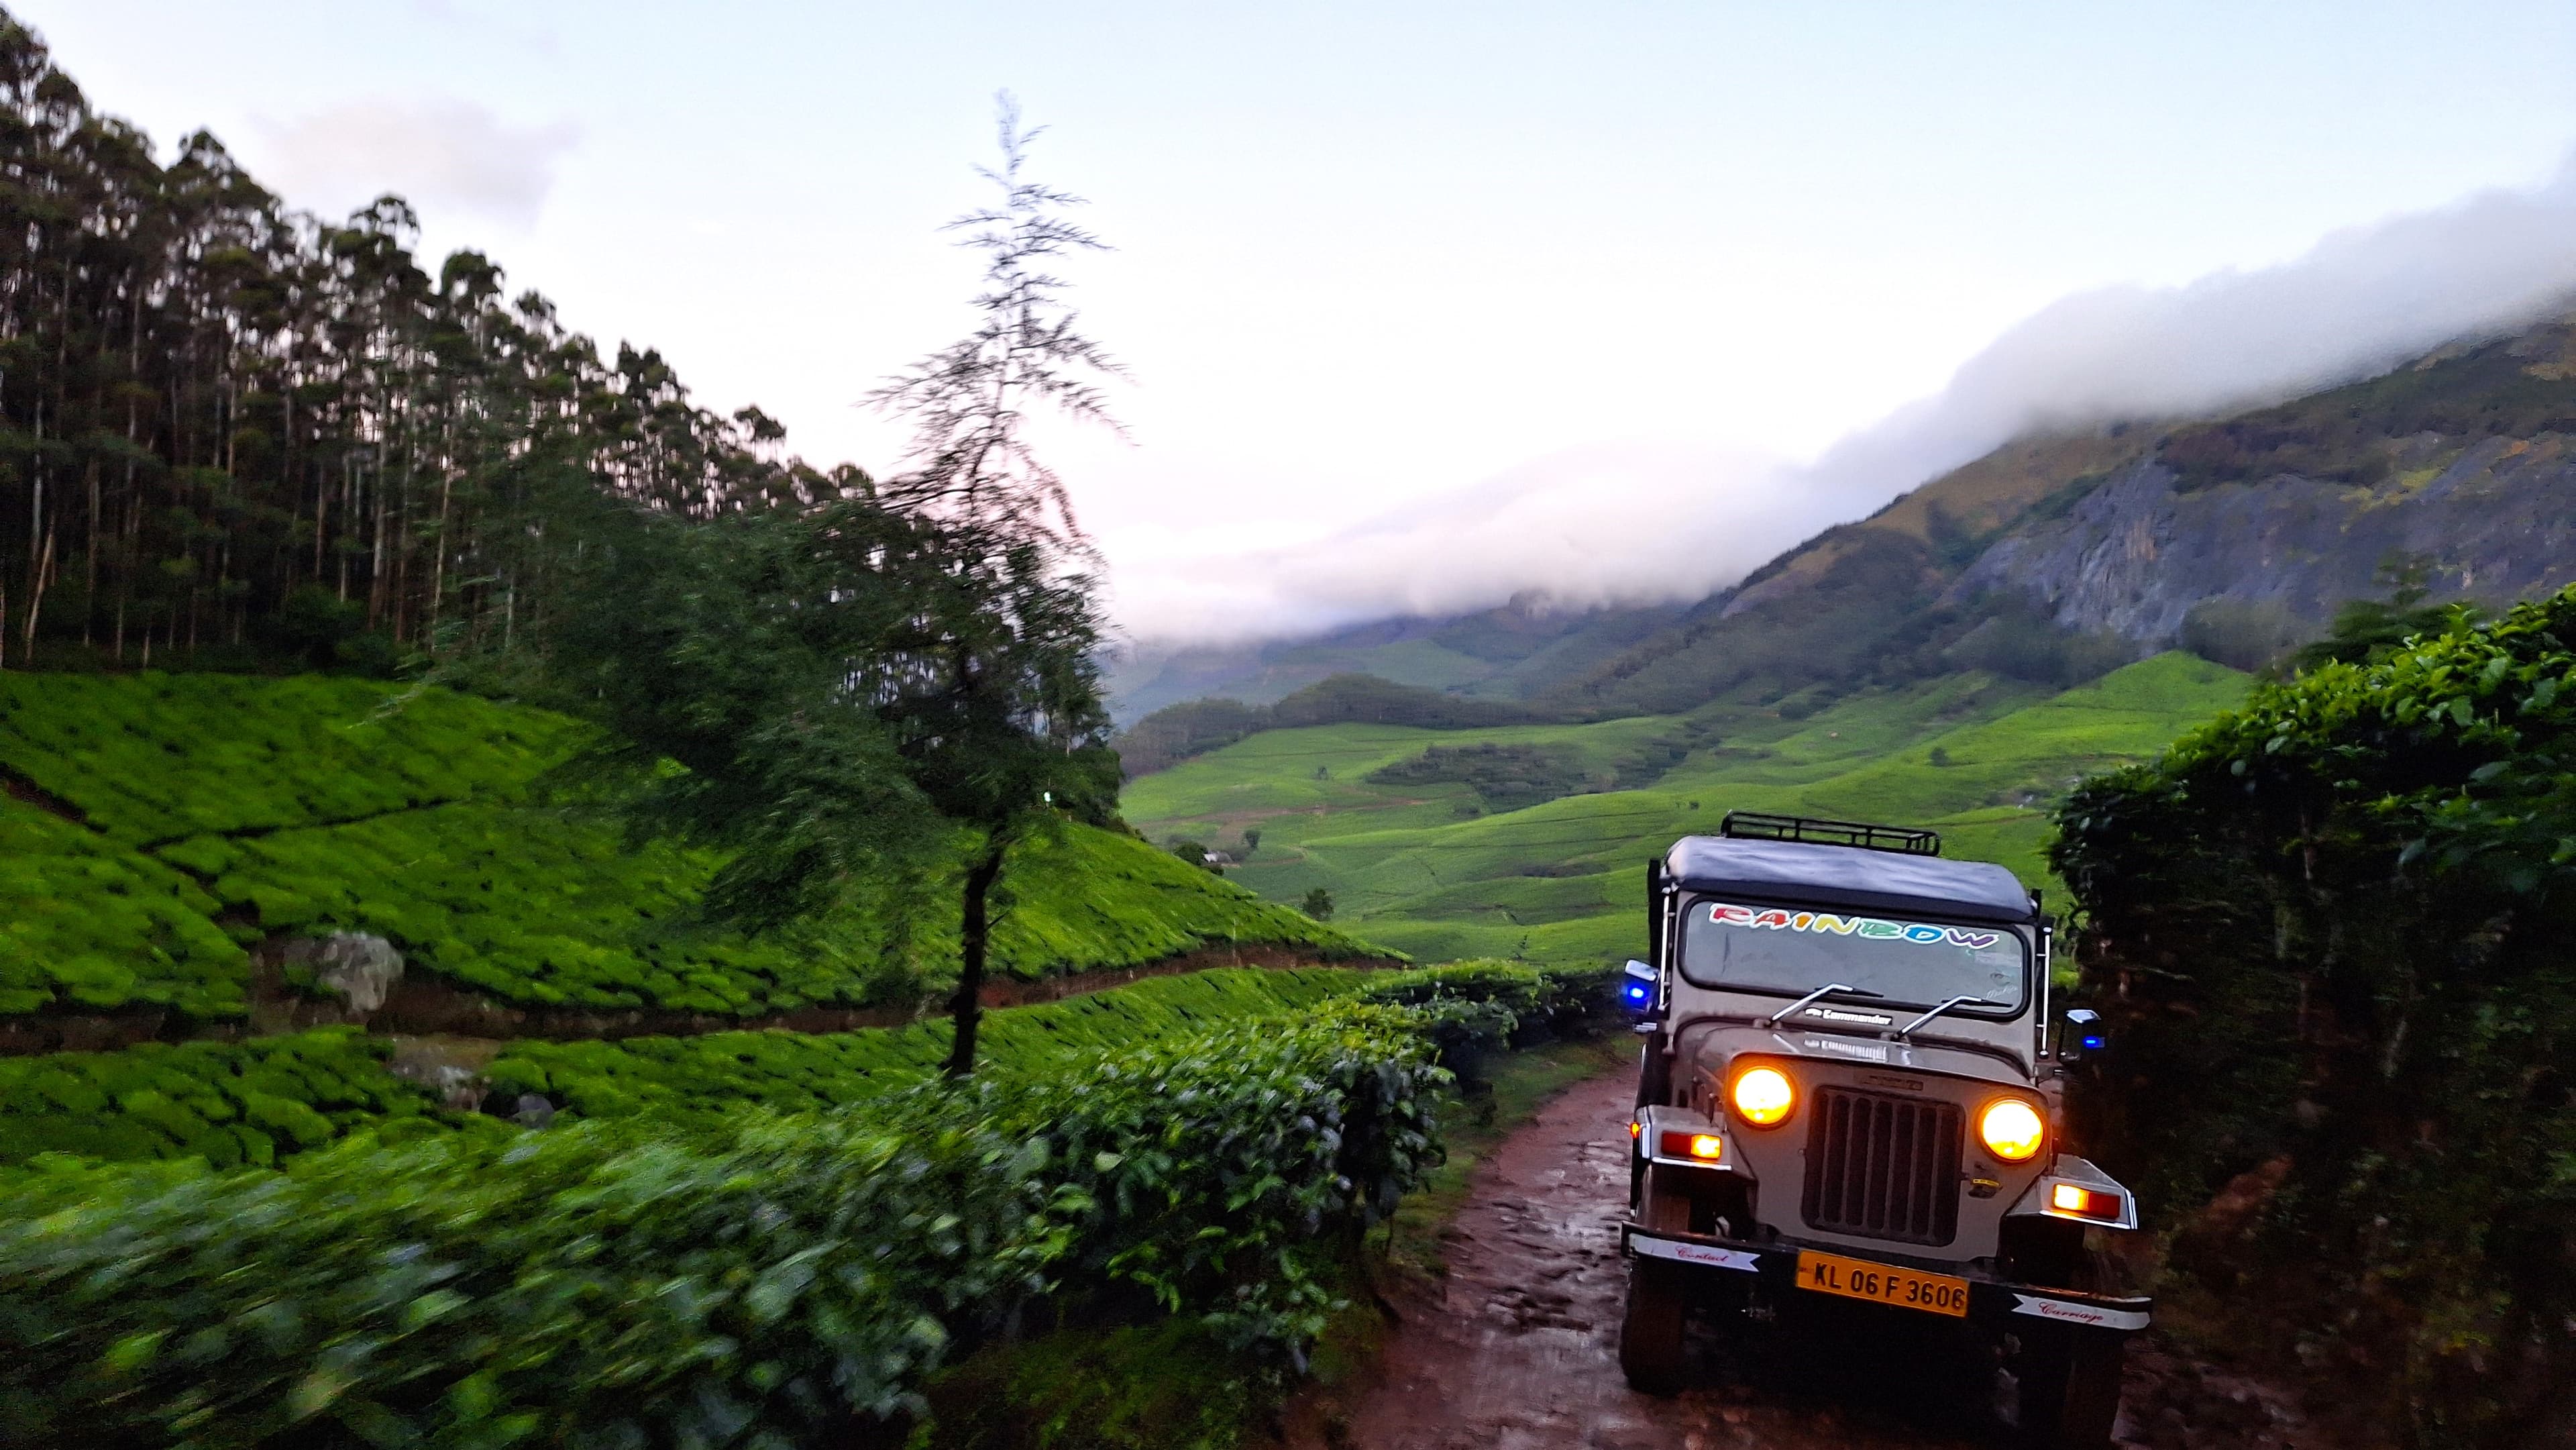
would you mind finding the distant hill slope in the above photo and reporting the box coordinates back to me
[1106,597,1682,723]
[1112,671,1553,776]
[1125,652,2249,963]
[0,673,1381,1029]
[1544,311,2576,717]
[1119,308,2576,739]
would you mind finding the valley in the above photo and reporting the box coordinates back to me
[1124,652,2249,963]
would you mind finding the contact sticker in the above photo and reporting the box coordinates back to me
[1629,1235,1761,1274]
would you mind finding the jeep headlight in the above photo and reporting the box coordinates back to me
[1978,1098,2045,1161]
[1729,1066,1796,1127]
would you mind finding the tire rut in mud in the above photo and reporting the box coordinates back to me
[1292,1066,1998,1450]
[1289,1064,2339,1450]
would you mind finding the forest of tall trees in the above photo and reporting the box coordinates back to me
[0,13,853,674]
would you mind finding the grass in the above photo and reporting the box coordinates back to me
[0,672,1387,1018]
[1125,654,2251,962]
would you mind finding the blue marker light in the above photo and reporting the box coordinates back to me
[2080,1034,2105,1051]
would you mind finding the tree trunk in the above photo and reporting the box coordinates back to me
[943,837,1011,1078]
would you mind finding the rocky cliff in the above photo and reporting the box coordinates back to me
[1950,433,2576,646]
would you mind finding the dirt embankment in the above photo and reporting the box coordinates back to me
[1287,1069,2334,1450]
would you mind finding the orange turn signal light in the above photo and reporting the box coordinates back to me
[1656,1129,1724,1162]
[2049,1183,2123,1221]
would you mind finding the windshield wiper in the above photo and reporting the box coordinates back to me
[1892,995,1999,1041]
[1758,982,1884,1030]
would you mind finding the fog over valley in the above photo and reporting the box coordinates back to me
[1108,148,2576,650]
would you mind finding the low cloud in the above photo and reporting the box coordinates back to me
[254,99,578,230]
[1116,150,2576,645]
[1105,441,1793,644]
[1801,148,2576,501]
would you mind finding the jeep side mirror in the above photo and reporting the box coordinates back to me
[1621,958,1659,1016]
[2061,1008,2105,1060]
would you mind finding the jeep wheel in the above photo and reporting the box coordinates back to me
[1618,1257,1688,1394]
[2012,1325,2124,1449]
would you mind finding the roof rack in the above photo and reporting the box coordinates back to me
[1717,810,1941,857]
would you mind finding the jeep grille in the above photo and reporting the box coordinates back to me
[1801,1087,1962,1246]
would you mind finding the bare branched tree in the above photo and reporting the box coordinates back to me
[865,91,1125,557]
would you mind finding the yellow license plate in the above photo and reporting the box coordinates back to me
[1795,1250,1970,1317]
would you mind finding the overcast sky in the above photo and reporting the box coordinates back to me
[25,0,2576,641]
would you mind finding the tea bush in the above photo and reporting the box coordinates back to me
[0,1028,455,1169]
[0,968,1448,1166]
[482,967,1374,1128]
[985,824,1375,979]
[0,672,580,843]
[482,964,1602,1133]
[0,670,1383,1021]
[2054,583,2576,1445]
[1350,959,1614,1039]
[0,1004,1444,1449]
[167,809,1377,1017]
[0,799,249,1016]
[174,802,841,1015]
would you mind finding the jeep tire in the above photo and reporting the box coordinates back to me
[1619,1257,1688,1394]
[2012,1324,2124,1449]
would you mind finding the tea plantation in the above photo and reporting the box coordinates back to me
[0,672,1381,1021]
[1126,652,2251,962]
[0,963,1600,1168]
[0,1027,478,1168]
[0,671,1621,1449]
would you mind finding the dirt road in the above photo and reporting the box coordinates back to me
[1290,1066,2316,1450]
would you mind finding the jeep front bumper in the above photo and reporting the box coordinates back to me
[1620,1223,2151,1335]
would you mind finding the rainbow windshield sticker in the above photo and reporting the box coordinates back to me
[1705,902,2002,951]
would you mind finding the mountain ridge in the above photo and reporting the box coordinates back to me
[1117,305,2576,744]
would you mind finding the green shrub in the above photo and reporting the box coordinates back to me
[0,1004,1444,1449]
[0,1028,454,1169]
[2053,583,2576,1445]
[1350,960,1617,1077]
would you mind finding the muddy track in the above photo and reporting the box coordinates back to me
[1290,1066,2322,1450]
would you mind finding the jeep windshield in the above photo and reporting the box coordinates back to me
[1677,899,2029,1015]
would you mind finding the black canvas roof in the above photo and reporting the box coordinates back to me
[1664,835,2037,925]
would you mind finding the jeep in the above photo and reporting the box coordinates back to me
[1617,811,2147,1447]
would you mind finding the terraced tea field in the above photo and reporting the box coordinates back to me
[1123,652,2250,962]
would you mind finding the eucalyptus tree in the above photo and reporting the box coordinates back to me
[0,15,836,670]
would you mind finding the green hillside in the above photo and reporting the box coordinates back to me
[0,672,1382,1023]
[1,961,1597,1169]
[1125,652,2250,962]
